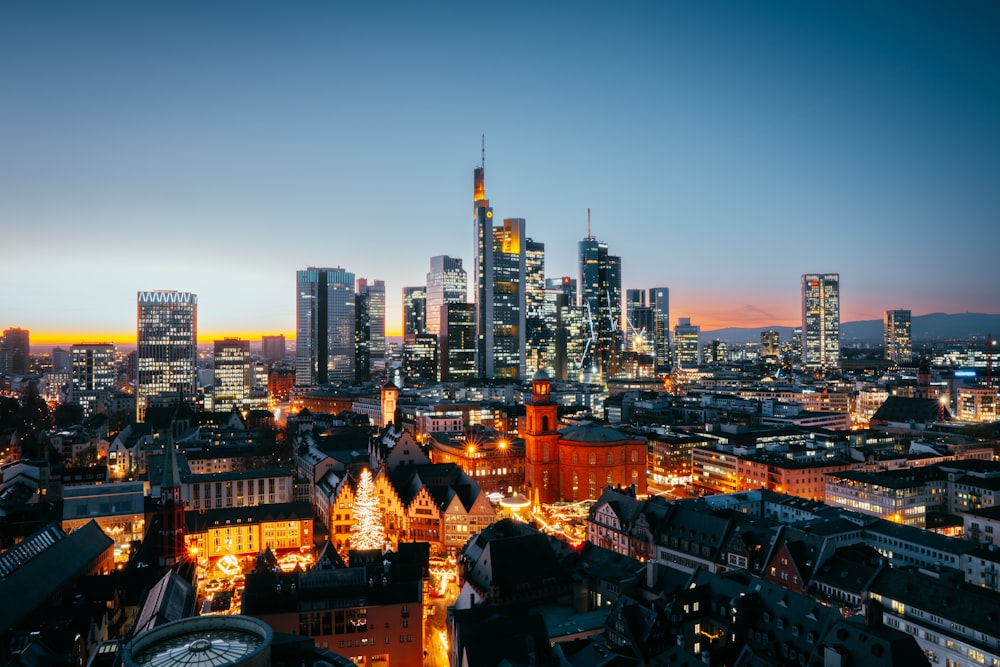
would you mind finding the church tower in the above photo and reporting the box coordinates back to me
[157,430,187,567]
[522,370,560,506]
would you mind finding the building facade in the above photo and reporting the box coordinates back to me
[674,317,700,368]
[801,273,840,370]
[296,267,356,385]
[136,291,197,422]
[70,343,116,418]
[884,309,912,364]
[213,338,250,413]
[578,231,622,381]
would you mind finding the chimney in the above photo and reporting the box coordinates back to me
[646,559,658,589]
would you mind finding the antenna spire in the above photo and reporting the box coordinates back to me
[481,134,485,169]
[587,208,591,237]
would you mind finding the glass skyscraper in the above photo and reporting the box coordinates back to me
[801,273,840,370]
[136,290,197,421]
[296,267,356,385]
[213,338,250,413]
[578,232,622,381]
[884,309,912,363]
[473,163,526,380]
[650,287,670,374]
[425,256,467,338]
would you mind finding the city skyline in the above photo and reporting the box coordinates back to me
[3,2,998,346]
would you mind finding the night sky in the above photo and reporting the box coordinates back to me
[2,1,998,345]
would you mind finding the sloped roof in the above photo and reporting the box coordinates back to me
[871,396,949,424]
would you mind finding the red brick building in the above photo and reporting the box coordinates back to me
[523,371,647,504]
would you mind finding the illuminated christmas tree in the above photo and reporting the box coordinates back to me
[350,469,385,551]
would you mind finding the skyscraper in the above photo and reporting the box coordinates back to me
[761,329,780,362]
[401,286,427,344]
[801,273,840,370]
[296,267,356,385]
[0,327,30,376]
[674,317,700,368]
[136,291,197,422]
[440,302,476,381]
[884,309,912,364]
[578,225,622,381]
[213,338,250,413]
[261,335,286,361]
[355,289,371,382]
[525,238,553,377]
[625,289,654,355]
[70,342,116,418]
[649,287,670,374]
[357,279,386,366]
[425,256,467,338]
[473,161,526,380]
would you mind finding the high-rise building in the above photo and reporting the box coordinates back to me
[136,291,197,422]
[213,338,250,413]
[403,334,438,382]
[70,343,116,418]
[801,273,840,370]
[884,309,912,364]
[1,327,30,376]
[440,303,476,381]
[649,287,670,374]
[402,286,427,344]
[473,162,526,380]
[357,278,385,365]
[704,339,727,365]
[544,278,580,381]
[791,327,803,362]
[525,239,554,377]
[625,290,654,355]
[295,267,356,385]
[761,329,780,362]
[674,317,700,368]
[355,289,371,382]
[261,335,286,362]
[425,257,467,338]
[578,227,622,381]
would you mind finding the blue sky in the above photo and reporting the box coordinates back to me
[2,1,998,343]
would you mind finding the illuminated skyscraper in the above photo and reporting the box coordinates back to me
[626,289,654,355]
[70,342,116,418]
[801,273,840,370]
[525,239,554,377]
[761,329,780,362]
[649,287,670,374]
[213,338,250,413]
[473,161,526,380]
[402,286,427,344]
[884,309,912,364]
[674,317,700,368]
[578,226,622,381]
[425,256,467,338]
[295,267,356,385]
[136,291,197,422]
[357,279,385,366]
[440,302,476,381]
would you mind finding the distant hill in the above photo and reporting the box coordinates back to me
[703,313,1000,345]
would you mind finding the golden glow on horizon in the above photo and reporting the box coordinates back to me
[29,327,407,347]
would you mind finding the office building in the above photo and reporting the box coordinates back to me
[213,338,250,413]
[136,291,197,422]
[261,335,286,361]
[0,327,30,376]
[578,227,622,381]
[295,267,356,385]
[761,329,780,362]
[403,334,438,382]
[440,303,476,381]
[674,317,700,368]
[355,289,371,382]
[425,256,467,338]
[402,286,427,344]
[625,289,654,355]
[473,162,526,380]
[525,239,554,377]
[801,273,840,369]
[884,309,912,364]
[357,278,385,365]
[70,343,116,418]
[648,288,669,374]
